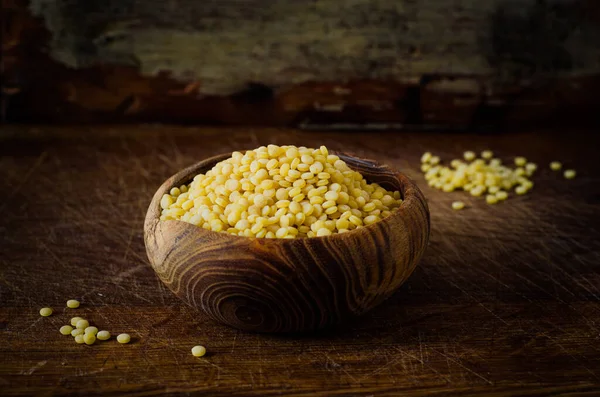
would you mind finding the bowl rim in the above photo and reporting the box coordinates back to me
[145,150,429,243]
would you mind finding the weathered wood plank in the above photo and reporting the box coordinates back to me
[1,126,599,395]
[2,0,599,125]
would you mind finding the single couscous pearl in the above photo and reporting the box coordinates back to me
[74,334,85,344]
[564,169,576,179]
[191,345,207,357]
[451,201,465,210]
[442,183,454,192]
[496,191,508,201]
[470,186,485,197]
[60,325,73,335]
[463,151,476,161]
[70,317,83,326]
[481,150,493,160]
[117,333,131,344]
[486,195,498,205]
[76,319,89,330]
[39,307,53,317]
[514,157,527,167]
[525,163,537,175]
[515,186,527,195]
[550,161,562,171]
[84,326,99,336]
[97,330,111,341]
[66,299,80,309]
[83,333,96,345]
[71,328,84,337]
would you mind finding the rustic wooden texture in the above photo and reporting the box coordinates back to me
[144,153,430,333]
[1,126,599,396]
[2,0,600,126]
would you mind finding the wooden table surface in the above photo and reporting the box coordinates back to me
[1,126,599,396]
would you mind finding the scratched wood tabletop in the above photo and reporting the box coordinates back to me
[1,126,599,396]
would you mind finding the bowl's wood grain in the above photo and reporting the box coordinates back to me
[144,152,430,333]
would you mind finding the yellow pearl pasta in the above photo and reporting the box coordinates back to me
[451,201,465,210]
[486,195,498,205]
[496,191,508,201]
[70,317,84,326]
[84,326,99,336]
[60,325,73,335]
[74,334,85,344]
[117,333,131,344]
[71,328,84,337]
[515,186,527,195]
[514,157,527,167]
[76,320,89,330]
[66,300,80,309]
[481,150,493,160]
[191,345,207,357]
[463,151,476,161]
[39,307,53,317]
[97,330,111,341]
[83,333,96,345]
[525,163,537,175]
[160,145,403,238]
[550,161,562,171]
[421,150,539,202]
[564,169,576,179]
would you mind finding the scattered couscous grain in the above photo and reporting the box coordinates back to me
[75,319,89,330]
[421,150,539,201]
[71,328,84,337]
[83,333,96,345]
[66,300,80,309]
[97,330,111,341]
[191,345,207,357]
[117,334,131,344]
[84,326,98,336]
[481,150,493,160]
[159,145,403,237]
[463,151,476,161]
[564,169,576,179]
[525,163,537,175]
[60,325,73,335]
[39,307,53,317]
[74,334,85,344]
[514,157,527,167]
[451,201,465,210]
[70,317,83,326]
[486,195,498,205]
[550,161,562,171]
[495,191,508,201]
[515,186,527,195]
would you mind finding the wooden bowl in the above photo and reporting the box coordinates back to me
[144,152,430,333]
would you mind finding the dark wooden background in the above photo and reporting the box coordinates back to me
[1,126,599,395]
[2,0,600,127]
[2,0,600,393]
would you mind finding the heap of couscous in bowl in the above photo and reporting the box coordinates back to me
[159,145,403,238]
